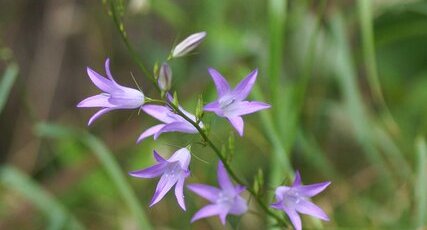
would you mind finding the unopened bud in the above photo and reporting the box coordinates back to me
[171,31,207,58]
[158,62,172,91]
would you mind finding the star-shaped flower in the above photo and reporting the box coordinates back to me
[203,68,270,136]
[129,148,191,210]
[137,104,202,143]
[187,162,248,225]
[77,58,145,125]
[271,171,330,230]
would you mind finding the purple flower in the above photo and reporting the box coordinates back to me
[203,68,270,136]
[137,104,202,143]
[77,58,145,125]
[129,148,191,210]
[271,171,330,230]
[187,162,248,225]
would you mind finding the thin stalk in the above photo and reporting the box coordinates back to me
[167,102,288,227]
[108,0,159,91]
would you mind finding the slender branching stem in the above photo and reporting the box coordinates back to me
[107,1,287,226]
[168,102,287,227]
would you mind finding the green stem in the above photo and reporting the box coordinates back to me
[108,0,160,91]
[167,103,288,227]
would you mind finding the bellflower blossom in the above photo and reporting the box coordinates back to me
[77,58,145,125]
[187,162,248,225]
[137,103,202,143]
[129,148,191,210]
[203,68,270,136]
[271,171,330,230]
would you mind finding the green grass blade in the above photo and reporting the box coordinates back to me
[0,165,84,230]
[0,62,18,114]
[357,0,383,104]
[35,123,153,230]
[330,13,395,188]
[415,137,427,228]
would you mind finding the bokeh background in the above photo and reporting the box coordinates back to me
[1,0,427,229]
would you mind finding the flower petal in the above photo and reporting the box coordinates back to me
[208,68,230,97]
[168,148,191,169]
[150,174,178,207]
[223,101,270,117]
[87,67,114,93]
[175,177,186,210]
[77,94,114,108]
[137,124,165,143]
[296,181,331,197]
[142,105,176,123]
[284,208,302,230]
[191,204,223,223]
[295,199,329,221]
[153,150,166,162]
[187,184,220,203]
[104,58,119,85]
[128,163,167,178]
[231,69,257,101]
[87,108,116,126]
[108,87,144,109]
[293,171,302,186]
[229,196,248,215]
[203,101,223,114]
[217,162,234,192]
[227,116,244,136]
[154,122,197,139]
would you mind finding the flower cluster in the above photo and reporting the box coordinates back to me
[78,32,331,229]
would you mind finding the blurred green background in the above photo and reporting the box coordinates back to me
[1,0,427,229]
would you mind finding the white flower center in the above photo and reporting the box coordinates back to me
[283,189,303,208]
[163,162,182,179]
[216,191,234,207]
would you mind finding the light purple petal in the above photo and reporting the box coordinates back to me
[175,177,186,210]
[295,199,329,221]
[296,181,331,197]
[137,124,165,143]
[274,186,291,201]
[87,108,116,126]
[86,67,114,93]
[219,210,228,225]
[227,116,244,136]
[104,58,118,85]
[153,150,166,162]
[223,101,270,117]
[208,68,230,97]
[142,105,176,123]
[128,163,167,178]
[150,174,178,207]
[228,196,248,215]
[271,200,283,210]
[77,94,114,108]
[293,171,302,186]
[203,101,222,114]
[284,207,302,230]
[217,162,234,192]
[108,87,144,109]
[187,184,220,203]
[154,122,197,139]
[191,204,223,223]
[168,148,191,169]
[231,69,257,101]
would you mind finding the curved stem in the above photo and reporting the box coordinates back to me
[167,102,288,227]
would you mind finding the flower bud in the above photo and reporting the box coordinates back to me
[158,62,172,91]
[171,31,207,58]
